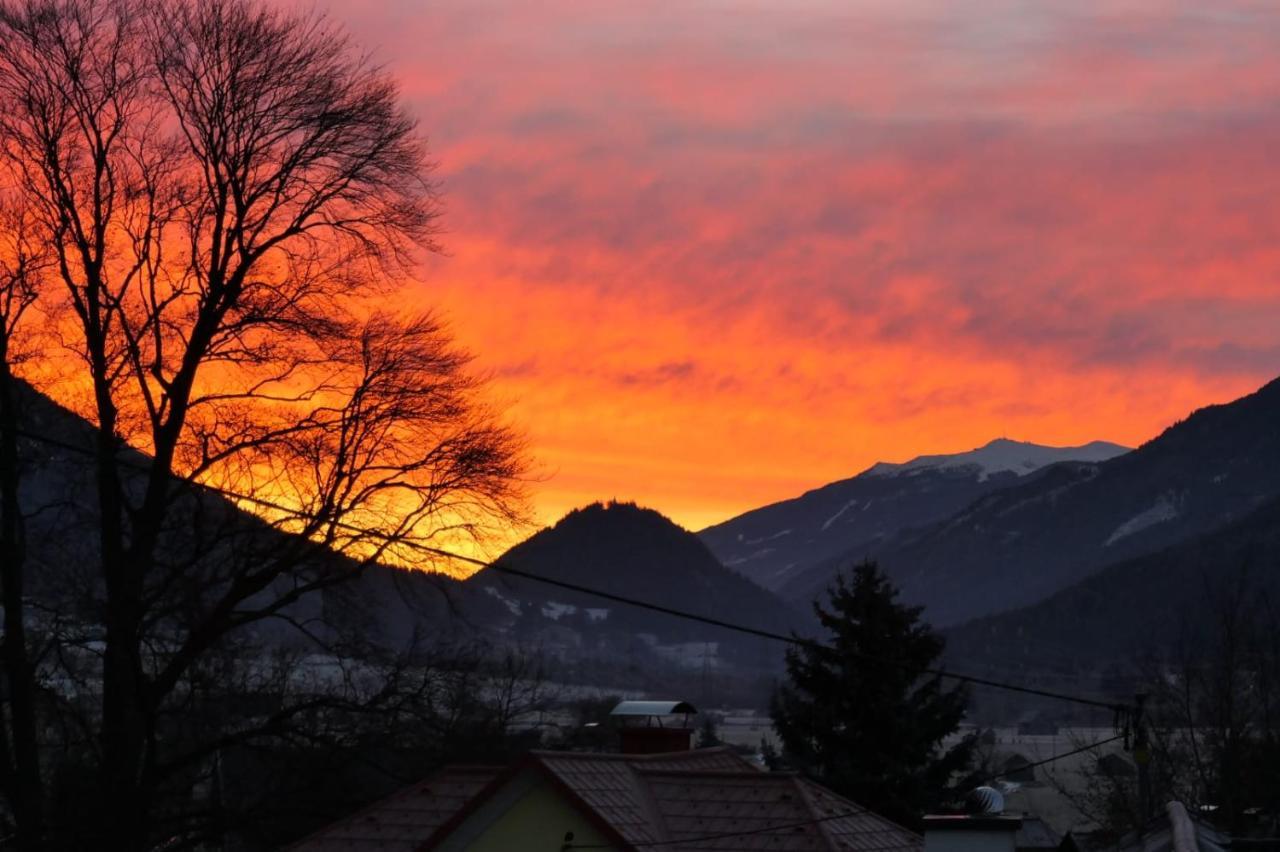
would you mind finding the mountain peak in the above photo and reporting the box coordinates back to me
[474,499,800,649]
[863,437,1129,482]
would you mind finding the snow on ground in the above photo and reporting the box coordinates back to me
[743,528,793,545]
[723,548,774,566]
[541,601,576,620]
[821,499,858,531]
[865,438,1128,482]
[484,585,521,616]
[1105,494,1180,546]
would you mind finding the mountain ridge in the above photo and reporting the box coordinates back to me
[467,500,801,667]
[781,374,1280,626]
[699,438,1129,592]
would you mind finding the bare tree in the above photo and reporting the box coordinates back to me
[0,0,526,846]
[1047,570,1280,841]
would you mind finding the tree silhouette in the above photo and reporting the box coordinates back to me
[0,174,51,852]
[771,561,974,826]
[0,0,525,847]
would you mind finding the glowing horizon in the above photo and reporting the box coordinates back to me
[315,0,1280,535]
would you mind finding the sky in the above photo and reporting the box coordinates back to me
[324,0,1280,534]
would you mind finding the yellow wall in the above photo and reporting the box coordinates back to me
[436,776,620,852]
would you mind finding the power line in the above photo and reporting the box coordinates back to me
[481,559,1129,714]
[985,733,1127,783]
[12,425,1134,717]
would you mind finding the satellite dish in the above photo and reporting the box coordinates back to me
[964,786,1005,815]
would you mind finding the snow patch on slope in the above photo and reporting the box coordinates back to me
[821,499,858,531]
[484,585,521,616]
[744,529,792,546]
[1105,494,1180,546]
[865,438,1128,483]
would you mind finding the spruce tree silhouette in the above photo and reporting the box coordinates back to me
[772,561,975,826]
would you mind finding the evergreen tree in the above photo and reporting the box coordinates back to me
[771,561,974,826]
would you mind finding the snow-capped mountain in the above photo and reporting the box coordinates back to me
[781,375,1280,626]
[699,438,1129,592]
[864,438,1128,481]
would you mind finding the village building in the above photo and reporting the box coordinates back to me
[290,701,923,852]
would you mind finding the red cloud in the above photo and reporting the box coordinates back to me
[324,0,1280,531]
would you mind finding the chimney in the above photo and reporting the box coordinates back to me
[923,787,1022,852]
[609,700,697,755]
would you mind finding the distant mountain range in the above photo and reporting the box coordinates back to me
[15,370,1280,686]
[700,376,1280,639]
[699,438,1128,592]
[283,371,1280,692]
[943,491,1280,670]
[6,381,792,672]
[818,376,1280,626]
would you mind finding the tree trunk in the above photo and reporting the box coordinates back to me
[0,353,45,850]
[88,359,151,850]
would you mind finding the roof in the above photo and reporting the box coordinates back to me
[611,700,699,716]
[1109,802,1229,852]
[425,747,922,852]
[286,765,500,852]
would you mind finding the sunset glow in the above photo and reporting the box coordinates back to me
[329,0,1280,533]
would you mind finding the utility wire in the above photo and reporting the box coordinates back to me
[985,732,1127,783]
[482,560,1129,714]
[13,425,1134,717]
[569,735,1129,849]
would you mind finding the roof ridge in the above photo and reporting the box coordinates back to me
[633,767,799,779]
[797,777,924,843]
[287,765,501,851]
[528,745,737,762]
[419,757,639,851]
[793,772,843,850]
[627,759,676,848]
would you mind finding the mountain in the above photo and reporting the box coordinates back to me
[3,377,503,653]
[699,438,1128,591]
[781,376,1280,626]
[5,381,792,673]
[466,501,802,667]
[943,492,1280,670]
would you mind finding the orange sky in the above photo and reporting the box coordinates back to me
[317,0,1280,534]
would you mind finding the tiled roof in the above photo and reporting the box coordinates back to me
[531,747,757,846]
[636,767,920,852]
[800,780,921,852]
[290,748,922,852]
[287,765,500,852]
[529,748,920,852]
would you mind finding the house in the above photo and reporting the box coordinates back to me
[1058,802,1232,852]
[1098,801,1228,852]
[923,785,1061,852]
[1000,753,1036,785]
[291,700,922,852]
[294,747,921,852]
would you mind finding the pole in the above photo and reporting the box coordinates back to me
[1133,692,1152,827]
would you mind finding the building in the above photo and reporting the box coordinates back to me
[291,701,922,852]
[1098,802,1229,852]
[293,747,922,852]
